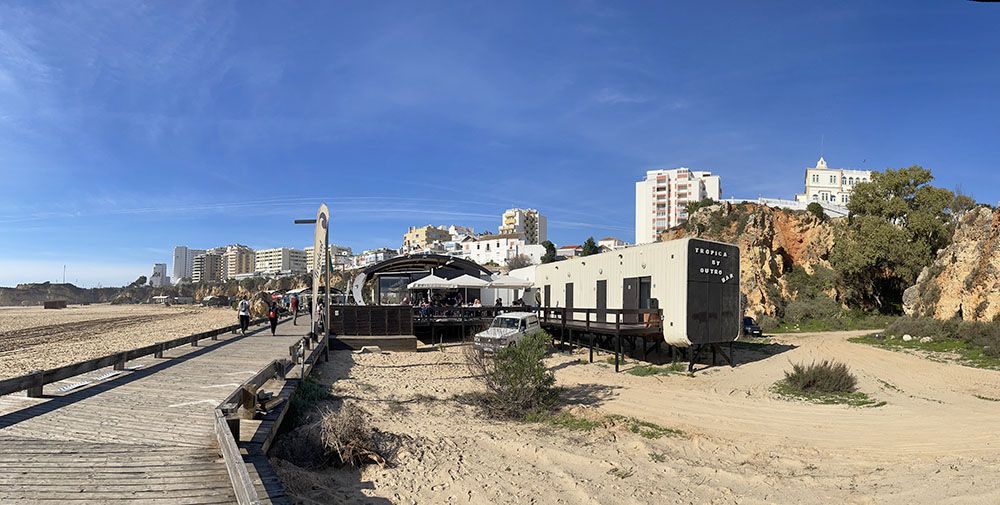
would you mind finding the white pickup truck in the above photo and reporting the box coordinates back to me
[473,312,541,353]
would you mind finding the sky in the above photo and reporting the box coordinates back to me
[1,1,999,287]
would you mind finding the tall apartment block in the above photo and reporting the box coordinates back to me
[635,168,721,244]
[498,208,547,244]
[192,253,223,283]
[221,244,255,279]
[254,248,307,275]
[172,246,206,281]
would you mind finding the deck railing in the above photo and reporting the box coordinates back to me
[0,315,281,398]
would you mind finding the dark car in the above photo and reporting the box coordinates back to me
[743,316,763,337]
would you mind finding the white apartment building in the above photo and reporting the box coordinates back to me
[221,245,255,280]
[172,246,206,281]
[150,263,169,288]
[354,248,398,269]
[794,157,872,205]
[192,253,223,283]
[635,168,721,244]
[498,208,547,244]
[598,237,627,251]
[254,248,307,275]
[304,244,354,272]
[461,234,545,266]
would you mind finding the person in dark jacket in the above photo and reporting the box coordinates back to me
[268,301,279,335]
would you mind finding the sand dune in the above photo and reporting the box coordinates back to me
[275,331,1000,504]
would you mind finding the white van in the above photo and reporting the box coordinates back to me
[473,312,541,353]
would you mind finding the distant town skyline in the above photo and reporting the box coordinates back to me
[2,1,998,287]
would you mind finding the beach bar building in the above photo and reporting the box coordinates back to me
[532,237,741,366]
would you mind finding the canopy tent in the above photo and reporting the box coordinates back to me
[487,275,533,289]
[450,274,489,288]
[407,274,455,290]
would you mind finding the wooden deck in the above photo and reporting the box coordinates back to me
[0,319,308,504]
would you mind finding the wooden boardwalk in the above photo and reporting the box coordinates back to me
[0,319,309,504]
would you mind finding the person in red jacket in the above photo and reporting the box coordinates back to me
[290,295,299,326]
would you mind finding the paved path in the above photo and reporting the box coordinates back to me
[0,319,308,504]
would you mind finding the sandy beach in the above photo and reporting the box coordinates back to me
[0,304,238,379]
[274,331,1000,505]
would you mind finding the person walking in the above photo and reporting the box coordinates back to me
[290,294,299,325]
[268,301,279,336]
[237,296,251,336]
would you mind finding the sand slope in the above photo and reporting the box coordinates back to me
[275,331,1000,504]
[0,304,238,379]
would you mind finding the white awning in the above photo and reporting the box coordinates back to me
[407,274,455,290]
[488,274,533,289]
[450,274,489,288]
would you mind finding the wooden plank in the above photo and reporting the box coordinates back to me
[214,411,262,505]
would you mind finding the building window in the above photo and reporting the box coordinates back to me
[812,194,818,201]
[830,175,836,184]
[842,176,847,185]
[812,174,819,183]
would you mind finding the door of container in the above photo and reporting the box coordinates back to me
[596,280,607,323]
[623,277,639,323]
[565,282,574,320]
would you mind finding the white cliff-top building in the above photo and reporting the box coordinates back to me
[794,157,872,205]
[150,263,169,287]
[635,168,721,244]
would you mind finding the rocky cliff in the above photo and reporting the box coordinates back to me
[0,283,121,306]
[661,202,840,317]
[903,206,1000,321]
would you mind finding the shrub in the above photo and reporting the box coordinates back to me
[757,314,780,331]
[465,330,559,419]
[272,402,395,469]
[886,316,1000,357]
[287,375,330,426]
[783,360,857,394]
[806,202,827,221]
[783,295,841,324]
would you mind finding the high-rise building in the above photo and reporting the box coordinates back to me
[221,245,255,279]
[192,253,223,283]
[794,157,872,206]
[150,263,169,287]
[172,246,206,281]
[635,168,721,244]
[403,225,451,252]
[254,248,307,275]
[498,209,547,244]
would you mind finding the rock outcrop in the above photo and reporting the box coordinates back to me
[661,202,840,317]
[903,206,1000,321]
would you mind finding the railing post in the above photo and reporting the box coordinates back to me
[26,370,44,398]
[113,353,127,371]
[154,344,164,359]
[615,312,621,373]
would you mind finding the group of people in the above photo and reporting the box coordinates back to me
[235,295,284,337]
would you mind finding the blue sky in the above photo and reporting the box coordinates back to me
[1,1,998,287]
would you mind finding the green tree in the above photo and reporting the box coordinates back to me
[505,254,533,270]
[685,198,718,215]
[806,202,827,221]
[831,166,969,312]
[581,237,600,256]
[540,240,557,264]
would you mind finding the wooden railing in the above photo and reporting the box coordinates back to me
[214,332,330,505]
[0,316,278,398]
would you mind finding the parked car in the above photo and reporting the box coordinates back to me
[473,312,541,354]
[743,316,763,337]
